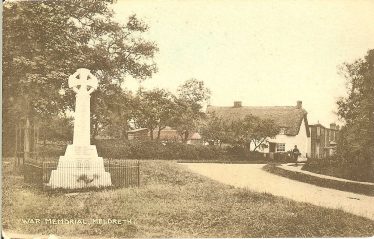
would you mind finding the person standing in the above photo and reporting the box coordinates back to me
[292,145,300,164]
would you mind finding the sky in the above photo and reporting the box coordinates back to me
[112,0,374,126]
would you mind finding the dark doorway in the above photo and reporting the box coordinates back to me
[269,142,276,153]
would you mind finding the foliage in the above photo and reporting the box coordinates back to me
[39,116,74,143]
[177,78,211,103]
[303,156,374,183]
[335,49,374,178]
[96,139,224,160]
[171,79,211,142]
[3,0,158,151]
[203,114,280,152]
[133,89,176,140]
[26,139,292,162]
[92,87,135,139]
[201,114,232,146]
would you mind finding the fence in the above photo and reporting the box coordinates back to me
[24,160,140,191]
[24,163,43,187]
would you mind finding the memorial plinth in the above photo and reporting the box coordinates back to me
[48,68,111,189]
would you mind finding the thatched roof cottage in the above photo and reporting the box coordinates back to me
[206,101,310,157]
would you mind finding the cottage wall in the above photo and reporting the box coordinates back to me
[254,118,309,156]
[307,136,312,157]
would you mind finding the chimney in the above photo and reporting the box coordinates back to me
[330,123,336,130]
[296,100,302,109]
[233,101,242,108]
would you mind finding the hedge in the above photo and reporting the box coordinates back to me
[95,139,224,160]
[302,156,374,183]
[5,139,295,162]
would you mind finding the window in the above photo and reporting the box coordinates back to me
[276,143,285,152]
[316,127,320,136]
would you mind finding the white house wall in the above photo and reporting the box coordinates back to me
[254,118,309,156]
[307,136,311,157]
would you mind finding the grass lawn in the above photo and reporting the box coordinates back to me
[2,159,374,238]
[263,164,374,196]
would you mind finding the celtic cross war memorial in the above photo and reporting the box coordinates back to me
[48,68,112,189]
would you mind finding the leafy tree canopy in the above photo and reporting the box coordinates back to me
[3,0,159,150]
[3,0,158,122]
[230,115,279,151]
[172,79,211,141]
[336,49,374,162]
[202,114,280,152]
[133,89,176,140]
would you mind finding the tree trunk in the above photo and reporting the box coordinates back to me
[157,128,162,140]
[157,126,166,140]
[183,131,189,143]
[150,129,154,140]
[23,117,31,163]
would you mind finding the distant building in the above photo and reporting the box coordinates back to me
[128,126,201,143]
[152,126,181,141]
[127,128,149,141]
[308,123,339,158]
[153,127,203,144]
[187,132,203,145]
[207,101,310,157]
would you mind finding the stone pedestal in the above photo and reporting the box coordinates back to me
[48,145,112,189]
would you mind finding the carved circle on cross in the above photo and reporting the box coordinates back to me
[68,68,98,95]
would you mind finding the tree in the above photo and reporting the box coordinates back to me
[230,115,279,152]
[91,86,135,140]
[336,49,374,169]
[249,118,280,151]
[3,1,158,156]
[201,114,231,147]
[39,115,74,144]
[172,79,211,142]
[134,89,176,140]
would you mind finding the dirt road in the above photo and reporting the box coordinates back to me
[183,163,374,220]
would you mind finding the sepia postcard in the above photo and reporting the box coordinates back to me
[2,0,374,238]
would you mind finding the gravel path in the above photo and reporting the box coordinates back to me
[182,163,374,220]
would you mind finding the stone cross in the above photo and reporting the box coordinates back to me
[69,68,98,146]
[68,68,98,95]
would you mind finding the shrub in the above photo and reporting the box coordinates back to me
[224,145,270,161]
[302,156,374,182]
[273,152,294,162]
[96,139,225,160]
[16,139,288,162]
[37,144,66,158]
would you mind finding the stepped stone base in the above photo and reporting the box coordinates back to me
[48,145,112,189]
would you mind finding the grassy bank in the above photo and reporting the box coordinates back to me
[263,164,374,196]
[2,160,374,237]
[302,157,374,183]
